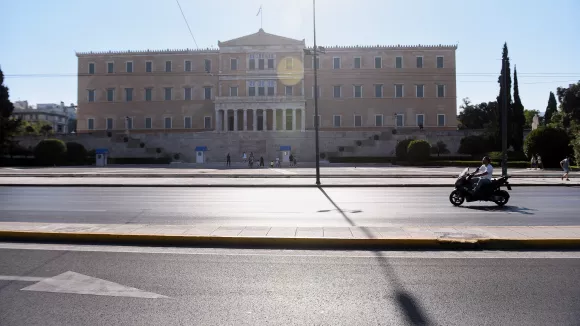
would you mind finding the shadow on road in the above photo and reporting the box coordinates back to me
[460,205,536,215]
[318,187,433,325]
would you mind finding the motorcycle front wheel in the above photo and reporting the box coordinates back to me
[449,190,465,206]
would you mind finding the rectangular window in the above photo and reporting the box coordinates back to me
[184,116,192,129]
[146,61,152,72]
[258,59,265,70]
[107,62,114,73]
[204,59,211,73]
[165,61,172,72]
[185,60,192,72]
[87,89,95,102]
[395,84,404,98]
[354,57,361,69]
[285,58,293,70]
[88,63,95,74]
[437,114,446,127]
[333,115,342,128]
[437,56,444,68]
[87,118,94,130]
[313,57,320,69]
[285,86,293,96]
[267,58,274,69]
[164,117,172,129]
[354,115,362,127]
[126,61,133,73]
[249,59,256,70]
[416,114,425,127]
[333,57,341,69]
[204,116,212,129]
[125,88,133,102]
[416,84,424,98]
[354,85,362,98]
[396,56,403,69]
[375,115,383,127]
[230,86,238,97]
[164,87,172,101]
[267,86,275,96]
[126,117,133,130]
[333,85,341,98]
[437,84,446,98]
[204,87,212,100]
[106,118,113,130]
[145,88,152,101]
[249,86,256,96]
[106,88,115,102]
[375,84,383,98]
[258,86,265,96]
[416,56,423,68]
[375,57,382,69]
[230,58,238,70]
[184,87,192,100]
[312,86,320,98]
[145,117,152,129]
[396,114,404,127]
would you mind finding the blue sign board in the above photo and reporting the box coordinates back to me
[279,146,291,151]
[195,146,208,152]
[95,148,109,154]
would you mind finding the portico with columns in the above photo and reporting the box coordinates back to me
[214,102,306,132]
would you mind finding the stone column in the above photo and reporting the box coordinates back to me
[233,109,238,131]
[253,109,258,131]
[301,108,306,132]
[215,110,220,132]
[263,109,268,131]
[272,109,277,131]
[292,108,297,131]
[243,109,248,131]
[282,109,287,131]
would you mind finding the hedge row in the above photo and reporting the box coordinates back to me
[328,156,530,168]
[108,157,172,164]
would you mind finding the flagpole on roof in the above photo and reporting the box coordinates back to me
[256,5,262,29]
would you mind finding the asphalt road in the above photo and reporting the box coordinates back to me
[1,186,580,227]
[0,244,579,326]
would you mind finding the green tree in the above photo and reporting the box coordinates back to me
[511,66,525,151]
[524,109,542,129]
[395,139,413,161]
[556,81,580,128]
[524,127,572,168]
[430,140,450,157]
[544,91,558,125]
[40,124,53,136]
[0,67,22,158]
[495,43,513,150]
[407,140,431,163]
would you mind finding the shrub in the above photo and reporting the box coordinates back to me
[34,139,67,165]
[458,135,493,156]
[65,142,87,164]
[395,139,413,160]
[407,140,431,163]
[108,157,172,164]
[156,148,162,154]
[139,142,145,148]
[87,149,96,164]
[524,127,572,168]
[487,151,527,161]
[174,153,181,160]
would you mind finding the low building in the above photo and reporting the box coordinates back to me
[13,102,76,134]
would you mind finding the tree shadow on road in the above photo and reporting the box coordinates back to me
[459,205,536,215]
[318,187,433,325]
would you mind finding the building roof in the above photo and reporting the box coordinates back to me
[218,28,305,47]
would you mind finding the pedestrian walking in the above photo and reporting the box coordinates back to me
[537,155,544,170]
[289,154,294,167]
[226,153,231,167]
[242,152,247,163]
[293,155,297,167]
[561,156,571,181]
[531,155,537,170]
[275,157,280,168]
[260,156,264,167]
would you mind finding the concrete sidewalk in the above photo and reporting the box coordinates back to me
[1,222,579,249]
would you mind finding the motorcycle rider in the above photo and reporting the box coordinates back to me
[470,156,493,196]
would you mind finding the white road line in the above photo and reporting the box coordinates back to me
[0,276,45,282]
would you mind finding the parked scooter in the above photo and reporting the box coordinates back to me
[449,167,511,206]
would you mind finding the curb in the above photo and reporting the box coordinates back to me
[1,230,579,250]
[0,174,575,179]
[0,183,579,188]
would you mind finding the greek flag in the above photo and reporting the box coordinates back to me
[256,6,262,16]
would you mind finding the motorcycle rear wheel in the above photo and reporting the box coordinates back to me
[449,190,465,206]
[493,190,510,206]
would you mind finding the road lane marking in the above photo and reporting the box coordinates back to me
[0,276,45,282]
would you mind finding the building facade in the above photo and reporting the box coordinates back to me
[13,101,75,134]
[76,29,457,135]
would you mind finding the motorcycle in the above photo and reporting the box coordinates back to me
[449,167,512,207]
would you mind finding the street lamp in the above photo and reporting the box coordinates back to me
[303,0,325,186]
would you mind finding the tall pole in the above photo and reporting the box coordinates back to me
[501,57,508,176]
[313,0,321,185]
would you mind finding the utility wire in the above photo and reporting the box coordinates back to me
[175,0,199,50]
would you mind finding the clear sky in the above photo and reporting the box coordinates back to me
[1,0,579,113]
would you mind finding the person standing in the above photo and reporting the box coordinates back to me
[242,152,247,163]
[537,155,543,170]
[226,153,231,167]
[289,154,294,167]
[531,155,537,170]
[561,156,571,181]
[259,156,264,167]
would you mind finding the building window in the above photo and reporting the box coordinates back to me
[165,61,172,72]
[374,57,382,69]
[285,86,293,96]
[87,118,94,130]
[375,115,384,127]
[267,58,274,69]
[312,86,320,98]
[184,87,192,100]
[230,86,238,97]
[437,84,446,98]
[146,61,152,73]
[375,84,383,98]
[249,86,256,96]
[333,57,341,69]
[184,116,192,129]
[204,59,211,73]
[285,58,293,70]
[333,85,341,98]
[313,115,321,128]
[164,87,172,101]
[258,58,265,70]
[313,57,320,69]
[354,115,362,127]
[87,89,95,102]
[107,62,114,73]
[258,86,265,96]
[88,63,95,74]
[416,56,423,68]
[416,84,424,98]
[396,56,403,69]
[230,58,238,70]
[105,118,113,130]
[126,61,133,73]
[333,115,342,127]
[125,117,133,130]
[145,88,152,101]
[249,58,256,70]
[437,56,444,68]
[416,114,425,127]
[164,117,172,129]
[354,57,361,69]
[437,114,446,127]
[106,88,115,102]
[204,87,212,100]
[353,85,362,98]
[125,88,133,102]
[396,114,404,127]
[204,116,212,129]
[185,60,192,72]
[145,117,152,129]
[267,86,275,96]
[395,84,404,98]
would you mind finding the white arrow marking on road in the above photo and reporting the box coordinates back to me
[0,271,168,299]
